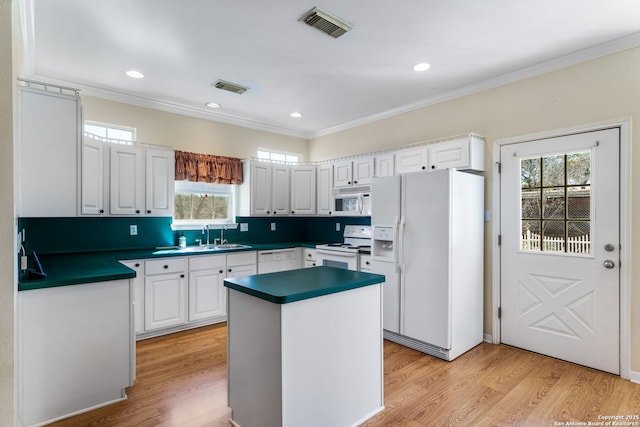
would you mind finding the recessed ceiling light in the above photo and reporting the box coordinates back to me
[290,112,303,118]
[126,70,145,79]
[206,102,220,108]
[412,62,431,72]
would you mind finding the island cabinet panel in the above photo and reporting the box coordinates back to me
[18,279,133,426]
[227,278,384,427]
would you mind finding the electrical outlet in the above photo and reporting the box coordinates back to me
[240,223,249,232]
[335,222,341,232]
[484,210,491,222]
[130,224,138,236]
[270,222,276,231]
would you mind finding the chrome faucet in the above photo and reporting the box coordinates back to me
[202,224,210,245]
[220,226,228,245]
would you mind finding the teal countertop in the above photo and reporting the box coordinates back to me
[18,241,323,292]
[224,266,385,304]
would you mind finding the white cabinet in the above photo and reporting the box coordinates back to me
[188,255,226,322]
[429,136,485,171]
[395,136,485,174]
[303,248,318,268]
[18,86,81,217]
[80,136,107,215]
[187,252,257,323]
[110,144,145,215]
[395,146,429,174]
[290,165,316,215]
[374,153,395,177]
[333,157,374,188]
[110,145,174,216]
[316,164,333,216]
[240,160,290,216]
[145,148,175,215]
[144,258,187,331]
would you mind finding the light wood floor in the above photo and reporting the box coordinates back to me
[48,323,640,427]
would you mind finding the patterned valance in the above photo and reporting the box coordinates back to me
[174,150,243,184]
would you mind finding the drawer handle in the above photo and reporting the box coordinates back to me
[180,274,184,278]
[163,265,169,269]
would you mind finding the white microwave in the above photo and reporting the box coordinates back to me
[332,189,372,216]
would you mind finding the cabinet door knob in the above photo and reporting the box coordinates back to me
[421,166,426,170]
[99,209,104,214]
[291,211,295,214]
[136,210,141,214]
[354,180,358,184]
[163,265,169,269]
[180,274,184,278]
[135,263,140,267]
[348,181,351,184]
[219,269,224,274]
[267,211,271,214]
[147,210,152,214]
[431,165,436,169]
[228,268,232,273]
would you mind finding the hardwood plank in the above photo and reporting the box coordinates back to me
[46,324,640,427]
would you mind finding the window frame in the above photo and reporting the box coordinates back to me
[84,121,136,142]
[172,180,238,230]
[257,148,302,163]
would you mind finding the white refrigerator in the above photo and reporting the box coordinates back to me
[371,169,484,361]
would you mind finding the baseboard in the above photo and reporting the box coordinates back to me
[629,370,640,384]
[483,332,493,343]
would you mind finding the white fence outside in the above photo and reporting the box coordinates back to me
[521,229,591,254]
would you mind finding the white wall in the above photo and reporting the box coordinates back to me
[81,96,310,160]
[309,47,640,372]
[0,0,14,424]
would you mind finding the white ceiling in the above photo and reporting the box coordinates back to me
[20,0,640,139]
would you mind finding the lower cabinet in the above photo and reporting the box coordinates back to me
[129,251,257,339]
[144,258,187,331]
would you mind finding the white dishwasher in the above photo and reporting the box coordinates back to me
[257,248,301,273]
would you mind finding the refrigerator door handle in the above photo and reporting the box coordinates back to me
[398,215,406,268]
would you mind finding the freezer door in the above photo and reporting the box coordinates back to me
[401,170,451,349]
[371,175,401,226]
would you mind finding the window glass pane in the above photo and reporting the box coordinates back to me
[521,158,541,188]
[107,128,134,141]
[285,154,299,163]
[543,155,564,187]
[271,153,286,162]
[521,220,541,251]
[567,152,591,185]
[521,188,541,219]
[543,187,565,219]
[567,186,590,219]
[542,221,565,252]
[257,151,270,159]
[173,181,235,223]
[84,124,107,137]
[567,221,591,254]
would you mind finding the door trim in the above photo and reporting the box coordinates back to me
[491,117,631,379]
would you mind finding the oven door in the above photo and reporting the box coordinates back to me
[316,249,358,271]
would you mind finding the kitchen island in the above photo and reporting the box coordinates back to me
[224,266,385,427]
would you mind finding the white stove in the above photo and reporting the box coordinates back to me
[316,225,371,270]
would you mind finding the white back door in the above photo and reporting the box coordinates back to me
[500,128,620,374]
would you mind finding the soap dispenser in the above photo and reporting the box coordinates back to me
[178,233,187,249]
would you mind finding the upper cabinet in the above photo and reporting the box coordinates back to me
[316,164,333,216]
[374,153,395,177]
[239,160,291,216]
[81,137,107,215]
[290,165,316,215]
[18,85,81,217]
[333,157,374,188]
[108,144,174,216]
[395,135,484,174]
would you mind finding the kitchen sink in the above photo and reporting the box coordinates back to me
[180,243,252,252]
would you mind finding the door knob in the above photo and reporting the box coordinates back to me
[603,260,615,269]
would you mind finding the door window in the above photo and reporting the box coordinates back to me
[520,151,591,254]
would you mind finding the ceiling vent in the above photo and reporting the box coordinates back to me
[300,7,353,38]
[213,79,249,95]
